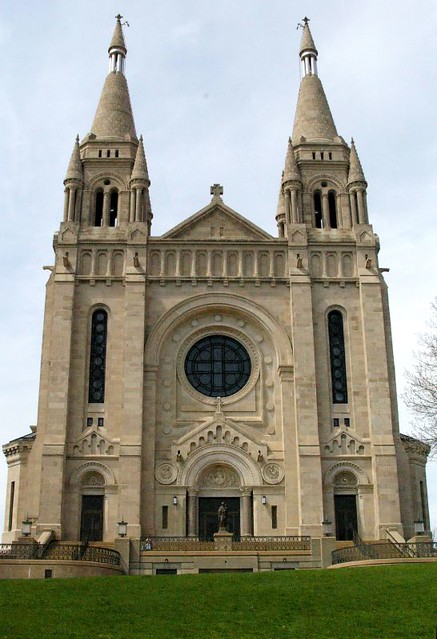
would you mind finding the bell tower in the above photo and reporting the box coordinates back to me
[280,18,404,540]
[15,15,152,540]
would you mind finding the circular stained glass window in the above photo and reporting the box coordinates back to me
[184,335,251,397]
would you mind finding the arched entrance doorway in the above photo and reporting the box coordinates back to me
[197,464,243,540]
[80,471,105,542]
[333,471,358,541]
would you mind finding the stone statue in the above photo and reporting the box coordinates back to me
[217,501,228,530]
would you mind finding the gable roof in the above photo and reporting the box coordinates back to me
[161,199,274,241]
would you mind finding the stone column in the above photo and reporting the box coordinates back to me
[63,189,69,222]
[350,191,358,225]
[103,191,110,226]
[357,190,367,224]
[322,193,330,229]
[238,251,243,278]
[240,489,253,537]
[285,190,291,224]
[135,188,143,222]
[75,188,82,222]
[67,188,75,222]
[175,251,181,278]
[290,189,298,223]
[190,251,196,278]
[129,190,136,223]
[187,490,198,537]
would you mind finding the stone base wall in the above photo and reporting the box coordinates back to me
[0,560,124,580]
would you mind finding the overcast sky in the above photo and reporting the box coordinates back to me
[0,1,436,534]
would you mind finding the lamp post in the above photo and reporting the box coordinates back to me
[117,518,128,538]
[21,516,32,537]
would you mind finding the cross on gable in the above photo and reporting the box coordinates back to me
[210,184,223,198]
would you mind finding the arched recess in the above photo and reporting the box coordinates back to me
[324,462,371,541]
[144,292,293,369]
[180,446,263,539]
[179,445,263,488]
[68,461,117,542]
[69,461,117,488]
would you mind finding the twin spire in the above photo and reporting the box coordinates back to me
[65,16,366,232]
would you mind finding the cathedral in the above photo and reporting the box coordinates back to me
[2,17,430,573]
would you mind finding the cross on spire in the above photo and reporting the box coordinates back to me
[210,184,223,199]
[297,16,310,30]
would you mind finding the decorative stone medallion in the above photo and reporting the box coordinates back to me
[262,463,284,485]
[155,462,178,485]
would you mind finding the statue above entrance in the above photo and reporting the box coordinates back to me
[217,502,228,531]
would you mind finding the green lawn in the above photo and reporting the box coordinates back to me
[0,564,435,638]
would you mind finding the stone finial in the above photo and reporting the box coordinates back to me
[299,19,318,56]
[131,135,150,182]
[210,184,224,200]
[64,135,83,183]
[283,138,301,183]
[348,139,367,185]
[109,14,127,54]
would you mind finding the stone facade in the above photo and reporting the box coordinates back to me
[2,18,430,565]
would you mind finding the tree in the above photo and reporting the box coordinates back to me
[403,299,437,455]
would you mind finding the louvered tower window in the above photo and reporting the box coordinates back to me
[328,311,348,404]
[88,310,108,403]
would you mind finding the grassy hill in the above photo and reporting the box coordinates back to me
[0,564,435,638]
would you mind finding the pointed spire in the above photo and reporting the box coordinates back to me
[283,138,301,182]
[299,18,318,57]
[348,139,367,184]
[90,17,137,140]
[131,136,150,183]
[64,135,83,182]
[109,15,127,55]
[292,21,338,145]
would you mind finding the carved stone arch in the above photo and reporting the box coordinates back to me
[87,172,129,191]
[197,464,240,489]
[69,461,116,488]
[179,445,263,488]
[305,174,346,193]
[144,292,293,368]
[324,461,369,486]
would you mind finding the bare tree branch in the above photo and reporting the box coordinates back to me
[403,299,437,454]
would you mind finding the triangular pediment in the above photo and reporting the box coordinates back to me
[162,200,273,241]
[171,412,268,461]
[323,430,367,456]
[68,429,118,457]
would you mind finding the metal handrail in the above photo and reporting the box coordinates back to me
[332,541,437,565]
[140,535,311,552]
[0,541,121,566]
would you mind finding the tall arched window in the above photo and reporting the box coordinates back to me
[88,310,108,403]
[94,190,104,226]
[109,191,118,227]
[328,190,338,228]
[313,191,322,228]
[328,310,348,404]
